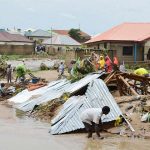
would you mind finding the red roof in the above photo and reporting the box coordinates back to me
[0,32,33,43]
[86,23,150,43]
[53,30,91,37]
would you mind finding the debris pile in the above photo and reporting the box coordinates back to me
[30,99,63,122]
[104,71,150,95]
[7,70,150,138]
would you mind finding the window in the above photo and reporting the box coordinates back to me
[104,43,107,49]
[123,46,133,56]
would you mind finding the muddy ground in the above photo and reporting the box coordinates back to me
[0,70,150,150]
[0,102,150,150]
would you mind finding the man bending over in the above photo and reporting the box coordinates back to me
[80,106,110,138]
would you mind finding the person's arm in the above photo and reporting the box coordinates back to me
[93,115,101,128]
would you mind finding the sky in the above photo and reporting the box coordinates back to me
[0,0,150,35]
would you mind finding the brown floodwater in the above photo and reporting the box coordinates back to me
[0,103,149,150]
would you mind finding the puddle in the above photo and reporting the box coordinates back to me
[0,103,150,150]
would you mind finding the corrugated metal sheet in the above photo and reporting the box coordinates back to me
[43,35,81,46]
[13,73,103,112]
[9,79,67,103]
[27,29,51,37]
[15,79,71,112]
[50,79,122,135]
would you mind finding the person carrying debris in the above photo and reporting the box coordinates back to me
[80,106,110,139]
[6,64,12,83]
[15,64,26,82]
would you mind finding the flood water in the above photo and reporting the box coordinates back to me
[0,103,149,150]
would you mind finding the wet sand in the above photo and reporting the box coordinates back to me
[0,103,150,150]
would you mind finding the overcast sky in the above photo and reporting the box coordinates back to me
[0,0,150,35]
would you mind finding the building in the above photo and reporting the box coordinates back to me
[86,23,150,62]
[52,29,91,43]
[0,31,34,55]
[43,34,80,53]
[25,29,51,43]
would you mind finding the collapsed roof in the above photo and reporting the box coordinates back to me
[50,79,122,134]
[9,73,104,112]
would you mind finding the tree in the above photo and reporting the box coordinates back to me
[68,29,82,42]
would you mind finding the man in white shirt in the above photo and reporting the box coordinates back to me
[80,106,110,138]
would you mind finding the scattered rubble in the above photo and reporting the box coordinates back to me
[5,70,150,138]
[30,99,63,122]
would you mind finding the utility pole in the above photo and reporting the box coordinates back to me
[79,23,80,30]
[51,27,52,45]
[51,27,52,51]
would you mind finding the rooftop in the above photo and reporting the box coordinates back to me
[43,34,81,46]
[0,31,33,43]
[25,29,51,37]
[86,23,150,43]
[53,29,91,38]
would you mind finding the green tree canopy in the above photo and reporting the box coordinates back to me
[68,29,82,42]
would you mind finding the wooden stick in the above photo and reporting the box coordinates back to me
[104,71,116,84]
[119,75,139,96]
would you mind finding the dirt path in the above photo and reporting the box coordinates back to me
[30,70,69,82]
[32,70,59,81]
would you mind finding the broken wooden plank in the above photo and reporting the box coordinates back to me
[104,71,116,84]
[119,75,139,96]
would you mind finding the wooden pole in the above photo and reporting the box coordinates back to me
[119,75,139,96]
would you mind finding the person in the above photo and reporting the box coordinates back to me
[58,62,65,77]
[80,106,110,138]
[15,64,26,82]
[113,56,119,71]
[134,67,149,77]
[6,64,12,83]
[113,56,119,66]
[119,62,126,72]
[133,67,149,94]
[68,60,76,74]
[99,55,105,70]
[105,55,113,73]
[0,83,6,97]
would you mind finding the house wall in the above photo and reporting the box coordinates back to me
[28,37,50,43]
[144,40,150,60]
[0,43,34,55]
[45,45,80,55]
[44,44,85,65]
[87,42,144,62]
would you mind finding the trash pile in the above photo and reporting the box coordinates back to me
[7,70,150,138]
